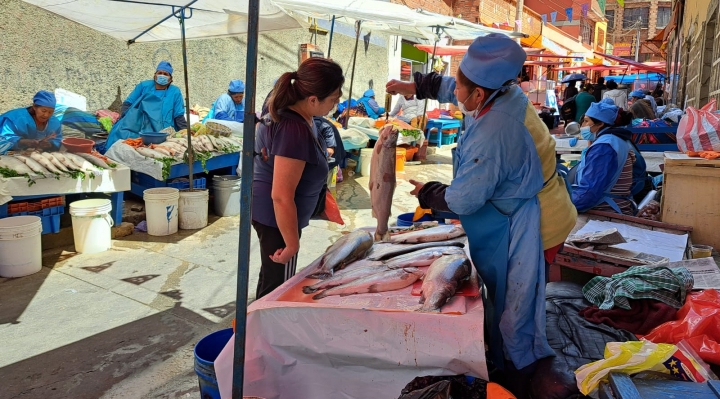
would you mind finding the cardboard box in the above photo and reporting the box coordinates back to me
[661,152,720,250]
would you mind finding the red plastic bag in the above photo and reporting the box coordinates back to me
[641,289,720,365]
[313,190,344,225]
[677,99,720,152]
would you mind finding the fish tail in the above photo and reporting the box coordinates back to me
[312,291,328,300]
[416,306,441,313]
[374,232,391,242]
[302,286,318,294]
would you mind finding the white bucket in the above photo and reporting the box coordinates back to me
[69,199,114,254]
[360,148,373,176]
[143,188,180,236]
[213,176,241,217]
[0,216,43,278]
[179,189,209,229]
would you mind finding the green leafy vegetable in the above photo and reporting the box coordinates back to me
[195,151,212,172]
[399,129,422,140]
[107,162,117,168]
[66,170,86,181]
[0,167,20,178]
[159,157,176,180]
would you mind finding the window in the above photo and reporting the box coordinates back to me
[606,9,615,29]
[656,7,672,28]
[623,7,650,29]
[581,19,594,45]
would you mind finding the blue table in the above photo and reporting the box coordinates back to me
[425,118,462,148]
[628,124,679,152]
[130,152,240,197]
[342,140,368,173]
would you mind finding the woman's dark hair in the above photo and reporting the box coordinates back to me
[268,58,344,122]
[606,80,618,90]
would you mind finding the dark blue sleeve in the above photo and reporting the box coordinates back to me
[572,144,618,212]
[174,115,187,130]
[318,121,336,148]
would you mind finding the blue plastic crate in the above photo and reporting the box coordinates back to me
[168,177,206,190]
[3,205,64,234]
[440,134,457,145]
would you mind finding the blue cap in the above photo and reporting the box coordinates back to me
[459,33,526,89]
[229,80,245,93]
[586,99,619,125]
[629,90,645,98]
[364,89,375,97]
[33,90,56,108]
[156,61,173,75]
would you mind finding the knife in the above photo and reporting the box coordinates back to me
[384,93,392,123]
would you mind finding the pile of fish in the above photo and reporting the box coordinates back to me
[303,225,478,311]
[369,125,399,242]
[127,133,242,161]
[0,152,115,179]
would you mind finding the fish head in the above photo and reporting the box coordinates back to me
[381,126,399,148]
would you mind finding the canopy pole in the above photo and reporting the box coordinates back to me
[127,0,198,45]
[177,6,194,189]
[343,20,362,130]
[420,27,441,132]
[232,0,260,394]
[327,16,336,58]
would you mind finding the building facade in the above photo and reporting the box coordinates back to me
[605,0,672,61]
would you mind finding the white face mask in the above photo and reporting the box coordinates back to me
[458,90,479,116]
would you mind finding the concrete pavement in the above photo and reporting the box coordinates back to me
[0,147,455,399]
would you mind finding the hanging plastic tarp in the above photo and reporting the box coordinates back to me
[414,44,544,56]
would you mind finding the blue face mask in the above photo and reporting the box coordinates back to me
[155,75,170,86]
[580,126,596,141]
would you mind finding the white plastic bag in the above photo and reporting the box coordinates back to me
[677,99,720,152]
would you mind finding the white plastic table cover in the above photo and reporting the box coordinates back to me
[0,164,130,205]
[214,258,488,399]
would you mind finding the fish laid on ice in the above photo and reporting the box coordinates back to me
[391,224,466,244]
[313,267,424,300]
[30,152,62,174]
[0,155,36,175]
[418,254,471,312]
[314,230,374,278]
[136,147,169,160]
[303,262,386,294]
[385,246,465,269]
[13,155,50,175]
[41,152,70,172]
[369,125,399,242]
[366,240,466,261]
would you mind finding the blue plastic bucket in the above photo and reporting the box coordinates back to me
[194,328,233,399]
[396,212,445,227]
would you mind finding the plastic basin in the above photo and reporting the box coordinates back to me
[62,138,95,153]
[140,132,168,145]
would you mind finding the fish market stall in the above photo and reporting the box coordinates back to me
[213,225,488,399]
[0,151,129,225]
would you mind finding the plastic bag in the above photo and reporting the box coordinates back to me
[575,340,713,395]
[311,189,344,225]
[677,99,720,152]
[641,289,720,365]
[398,376,514,399]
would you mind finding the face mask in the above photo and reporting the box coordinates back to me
[155,75,170,86]
[458,90,478,116]
[580,126,596,141]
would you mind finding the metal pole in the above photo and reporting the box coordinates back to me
[178,7,194,190]
[327,16,336,58]
[231,0,260,395]
[635,18,641,62]
[126,0,198,45]
[514,0,524,42]
[420,27,441,132]
[343,20,362,130]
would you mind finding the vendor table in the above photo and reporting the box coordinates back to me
[0,164,131,224]
[628,125,679,152]
[425,118,462,148]
[214,254,488,399]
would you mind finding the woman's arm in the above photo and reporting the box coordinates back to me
[572,144,619,212]
[270,155,305,264]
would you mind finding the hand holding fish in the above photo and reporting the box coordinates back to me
[386,80,416,97]
[271,245,299,264]
[409,179,425,197]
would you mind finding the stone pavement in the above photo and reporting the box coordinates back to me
[0,147,455,399]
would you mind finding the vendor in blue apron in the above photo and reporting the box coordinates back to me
[0,90,63,153]
[357,89,385,119]
[106,61,187,148]
[571,99,647,215]
[205,80,245,123]
[387,34,554,372]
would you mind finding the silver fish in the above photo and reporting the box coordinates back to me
[391,224,466,244]
[366,240,466,261]
[303,262,386,294]
[14,155,50,175]
[307,258,382,280]
[314,230,374,278]
[1,155,37,176]
[418,254,471,312]
[369,125,399,242]
[385,246,465,269]
[42,152,70,172]
[313,267,424,300]
[76,153,112,169]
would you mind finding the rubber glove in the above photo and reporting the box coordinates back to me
[569,137,578,147]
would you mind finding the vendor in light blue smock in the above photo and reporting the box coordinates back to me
[207,80,245,123]
[386,34,553,376]
[357,89,385,119]
[107,61,187,148]
[0,90,63,153]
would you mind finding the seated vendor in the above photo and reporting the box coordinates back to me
[357,89,385,119]
[208,80,245,123]
[107,61,186,148]
[0,90,63,153]
[571,99,647,215]
[389,94,422,127]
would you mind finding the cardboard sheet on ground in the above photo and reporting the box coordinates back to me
[215,256,487,399]
[0,164,130,205]
[575,220,688,262]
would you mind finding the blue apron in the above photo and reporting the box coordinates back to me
[107,93,164,148]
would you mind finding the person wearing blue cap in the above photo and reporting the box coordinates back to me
[571,98,647,215]
[628,90,655,120]
[356,89,385,119]
[387,33,577,377]
[206,80,245,123]
[0,90,63,152]
[107,61,186,148]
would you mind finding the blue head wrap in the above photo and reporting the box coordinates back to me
[157,61,174,75]
[586,98,619,125]
[229,80,245,93]
[459,33,527,89]
[363,89,375,98]
[629,90,646,99]
[33,90,56,108]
